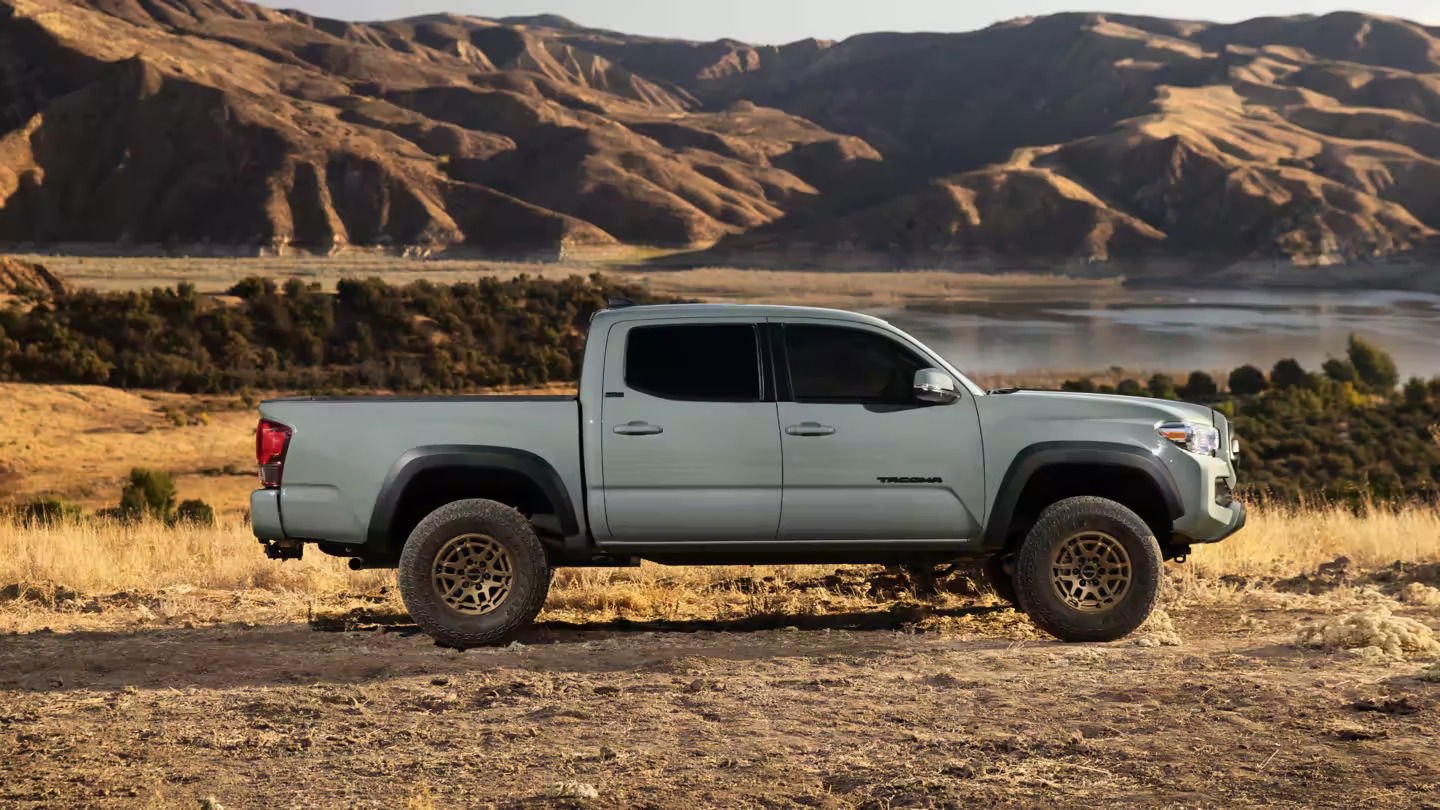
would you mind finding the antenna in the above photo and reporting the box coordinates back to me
[607,297,635,309]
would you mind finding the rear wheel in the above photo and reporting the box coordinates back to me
[397,499,551,648]
[1012,496,1162,642]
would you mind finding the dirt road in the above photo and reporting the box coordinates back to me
[3,600,1437,809]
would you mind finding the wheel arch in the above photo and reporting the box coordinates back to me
[983,442,1184,551]
[367,445,580,559]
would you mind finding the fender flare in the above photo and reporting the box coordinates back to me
[982,441,1184,548]
[366,445,580,548]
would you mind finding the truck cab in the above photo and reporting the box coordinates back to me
[252,304,1245,647]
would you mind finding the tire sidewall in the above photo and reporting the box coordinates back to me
[398,499,550,647]
[1014,496,1163,642]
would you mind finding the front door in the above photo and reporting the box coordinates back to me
[600,319,782,540]
[775,320,984,540]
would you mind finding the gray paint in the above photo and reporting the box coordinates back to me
[254,303,1242,557]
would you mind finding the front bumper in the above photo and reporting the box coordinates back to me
[250,489,284,540]
[1211,500,1246,543]
[1171,454,1246,543]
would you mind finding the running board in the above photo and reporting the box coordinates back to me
[600,538,973,553]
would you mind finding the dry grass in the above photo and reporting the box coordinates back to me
[1187,503,1440,579]
[0,516,388,595]
[2,504,1436,634]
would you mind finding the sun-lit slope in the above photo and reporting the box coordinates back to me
[0,1,1436,265]
[0,383,257,514]
[0,0,877,250]
[681,13,1440,265]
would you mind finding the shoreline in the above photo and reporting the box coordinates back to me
[12,251,1438,303]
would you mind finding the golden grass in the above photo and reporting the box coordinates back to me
[2,505,1435,631]
[1187,503,1440,578]
[0,516,387,595]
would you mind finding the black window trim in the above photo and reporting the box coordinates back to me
[774,321,937,405]
[623,322,767,403]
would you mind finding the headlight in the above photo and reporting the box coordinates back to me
[1158,422,1220,456]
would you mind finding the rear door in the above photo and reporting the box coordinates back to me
[774,319,984,541]
[599,319,782,540]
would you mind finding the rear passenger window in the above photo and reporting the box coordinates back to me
[626,324,761,401]
[785,324,927,403]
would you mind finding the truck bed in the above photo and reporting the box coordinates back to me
[260,396,583,545]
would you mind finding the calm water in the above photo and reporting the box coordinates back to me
[878,288,1440,379]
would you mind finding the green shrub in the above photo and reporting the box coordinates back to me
[1403,377,1430,407]
[118,468,177,523]
[176,499,216,526]
[1228,365,1268,396]
[1147,373,1177,399]
[1347,334,1399,390]
[1270,358,1308,389]
[12,497,86,527]
[1181,371,1218,400]
[1116,378,1143,396]
[1323,357,1356,383]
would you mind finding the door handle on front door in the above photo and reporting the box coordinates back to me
[785,422,837,437]
[613,421,664,436]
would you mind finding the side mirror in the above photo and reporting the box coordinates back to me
[914,368,960,404]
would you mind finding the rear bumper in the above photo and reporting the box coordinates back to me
[250,489,284,540]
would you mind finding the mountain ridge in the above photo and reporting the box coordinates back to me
[0,0,1437,275]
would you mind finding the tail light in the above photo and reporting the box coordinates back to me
[256,419,293,488]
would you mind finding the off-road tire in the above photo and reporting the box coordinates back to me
[983,554,1019,607]
[398,499,551,648]
[1013,496,1163,642]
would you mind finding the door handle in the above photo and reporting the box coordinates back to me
[785,422,836,437]
[613,421,663,436]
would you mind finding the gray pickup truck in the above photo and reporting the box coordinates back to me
[251,303,1244,647]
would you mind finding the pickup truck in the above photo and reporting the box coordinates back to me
[251,303,1245,647]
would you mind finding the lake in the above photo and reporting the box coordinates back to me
[879,287,1440,381]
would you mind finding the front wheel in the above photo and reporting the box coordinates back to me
[1012,496,1163,642]
[397,499,551,648]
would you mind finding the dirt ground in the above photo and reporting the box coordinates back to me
[3,581,1437,809]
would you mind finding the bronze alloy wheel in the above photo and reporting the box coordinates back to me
[432,533,514,615]
[1050,530,1132,612]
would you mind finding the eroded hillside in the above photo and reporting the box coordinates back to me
[0,0,1437,268]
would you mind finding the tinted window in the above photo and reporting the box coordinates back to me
[785,324,928,403]
[626,324,761,401]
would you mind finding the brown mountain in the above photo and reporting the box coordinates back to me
[0,0,1437,270]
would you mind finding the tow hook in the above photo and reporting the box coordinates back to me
[262,539,304,561]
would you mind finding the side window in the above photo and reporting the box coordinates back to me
[784,324,928,404]
[625,324,761,401]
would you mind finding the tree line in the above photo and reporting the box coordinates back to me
[1060,335,1440,505]
[0,274,660,393]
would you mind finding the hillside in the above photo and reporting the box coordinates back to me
[0,0,1438,271]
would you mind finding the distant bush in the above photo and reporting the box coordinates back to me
[1348,334,1399,390]
[1181,371,1218,400]
[1270,358,1308,389]
[1228,365,1268,396]
[118,468,177,523]
[1147,373,1177,400]
[1323,357,1356,383]
[11,497,87,527]
[176,499,216,526]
